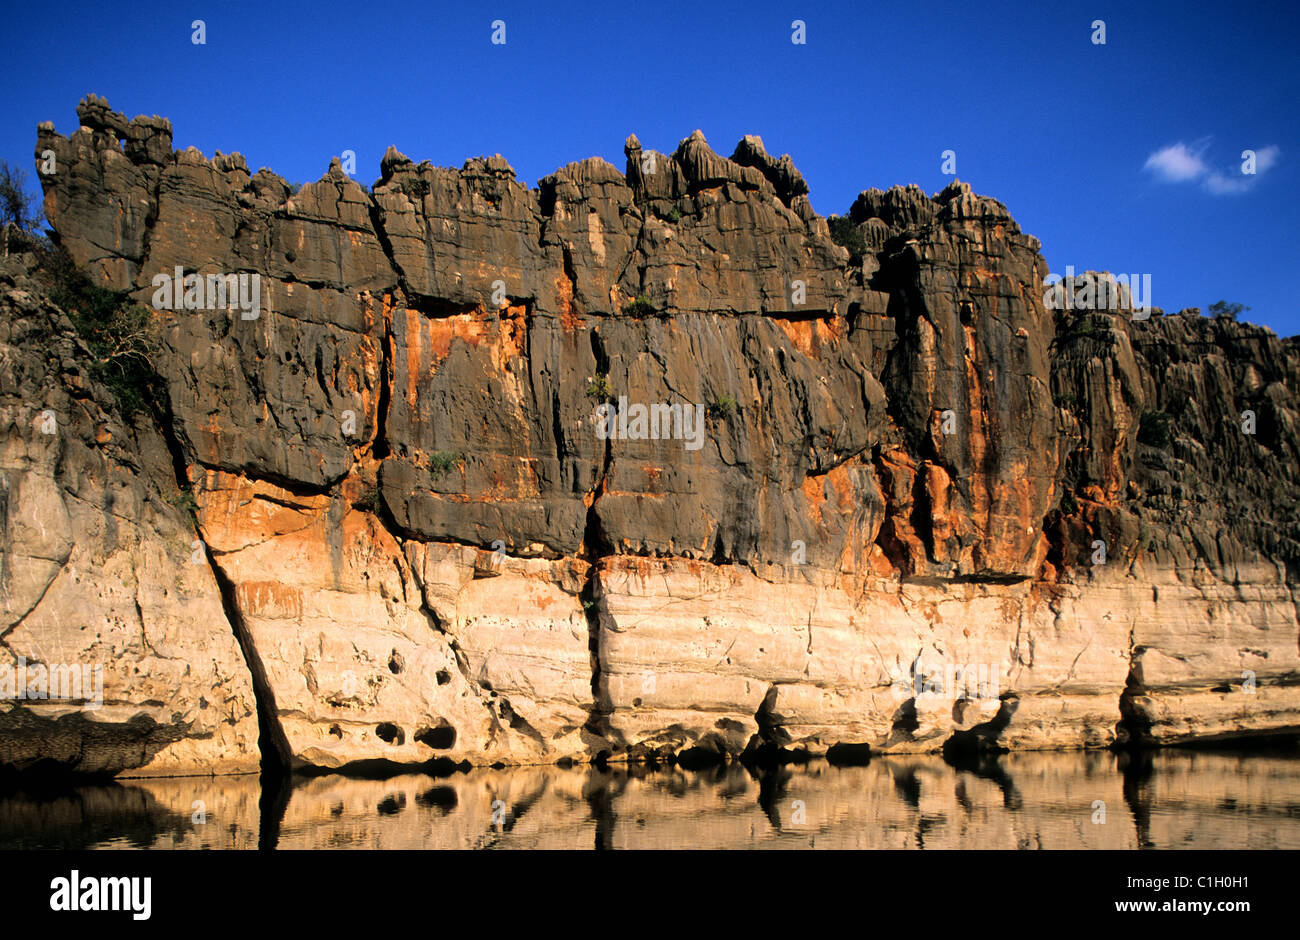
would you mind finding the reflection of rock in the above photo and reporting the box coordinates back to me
[268,750,1300,850]
[6,750,1289,849]
[4,96,1296,774]
[0,772,259,849]
[274,769,596,850]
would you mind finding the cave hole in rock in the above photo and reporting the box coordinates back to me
[891,698,920,736]
[328,723,343,739]
[436,669,451,686]
[415,721,457,750]
[375,722,405,745]
[959,300,975,325]
[388,649,405,674]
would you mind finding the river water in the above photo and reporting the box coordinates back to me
[4,747,1299,849]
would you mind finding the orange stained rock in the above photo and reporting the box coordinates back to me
[773,318,818,359]
[1081,483,1108,504]
[802,472,827,524]
[1029,535,1050,579]
[866,544,896,579]
[605,555,655,583]
[357,291,375,331]
[802,461,857,528]
[235,579,304,620]
[492,304,527,372]
[402,307,422,414]
[194,469,327,548]
[424,312,488,363]
[974,473,1039,572]
[556,272,582,331]
[923,461,955,557]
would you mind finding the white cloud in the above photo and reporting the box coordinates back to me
[1143,140,1279,195]
[1254,144,1281,173]
[1144,141,1210,182]
[1204,172,1250,195]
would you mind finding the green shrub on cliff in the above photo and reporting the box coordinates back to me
[166,486,199,530]
[622,294,655,317]
[428,451,461,479]
[708,394,737,419]
[827,214,866,265]
[0,159,44,256]
[35,246,162,416]
[1138,410,1174,448]
[355,485,381,512]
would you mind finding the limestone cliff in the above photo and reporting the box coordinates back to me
[3,95,1297,776]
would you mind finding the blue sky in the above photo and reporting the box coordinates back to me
[2,0,1296,333]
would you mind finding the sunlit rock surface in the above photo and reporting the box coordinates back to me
[1,96,1295,775]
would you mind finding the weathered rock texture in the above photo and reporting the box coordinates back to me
[0,253,260,776]
[3,95,1297,775]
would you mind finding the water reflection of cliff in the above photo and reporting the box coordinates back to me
[3,749,1298,850]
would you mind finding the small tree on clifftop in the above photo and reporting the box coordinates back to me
[0,159,44,256]
[1208,300,1249,321]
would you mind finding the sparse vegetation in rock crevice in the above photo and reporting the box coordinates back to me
[586,372,613,400]
[1137,410,1174,449]
[355,485,382,512]
[34,246,164,417]
[707,394,737,419]
[166,485,200,531]
[621,294,656,317]
[827,214,867,265]
[428,450,462,480]
[1053,312,1118,353]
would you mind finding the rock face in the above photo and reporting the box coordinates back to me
[0,253,260,776]
[4,95,1297,776]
